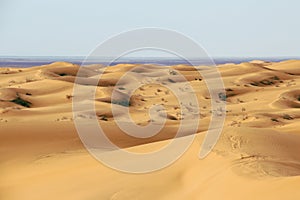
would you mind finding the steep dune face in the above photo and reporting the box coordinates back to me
[272,89,300,108]
[266,60,300,75]
[1,60,300,200]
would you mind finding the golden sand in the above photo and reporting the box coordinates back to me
[1,60,300,199]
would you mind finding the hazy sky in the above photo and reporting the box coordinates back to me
[0,0,299,57]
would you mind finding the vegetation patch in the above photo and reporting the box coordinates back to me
[169,70,178,75]
[99,115,108,121]
[58,73,68,76]
[217,91,236,102]
[218,92,227,101]
[66,94,73,99]
[260,80,274,85]
[283,114,293,120]
[111,99,131,107]
[226,88,234,92]
[251,76,280,87]
[250,82,259,86]
[10,97,32,108]
[271,76,280,81]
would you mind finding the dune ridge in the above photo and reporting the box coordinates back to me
[1,60,300,199]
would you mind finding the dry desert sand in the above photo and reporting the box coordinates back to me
[1,60,300,199]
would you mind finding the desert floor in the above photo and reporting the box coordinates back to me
[1,60,300,200]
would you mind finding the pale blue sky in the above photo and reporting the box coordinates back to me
[0,0,299,57]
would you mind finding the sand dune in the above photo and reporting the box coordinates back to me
[1,60,300,199]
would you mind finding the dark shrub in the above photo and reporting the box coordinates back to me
[111,100,131,107]
[250,82,259,86]
[11,97,31,108]
[260,80,273,85]
[218,92,227,101]
[272,76,280,81]
[283,114,293,120]
[99,115,108,121]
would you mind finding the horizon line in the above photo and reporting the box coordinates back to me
[1,55,300,59]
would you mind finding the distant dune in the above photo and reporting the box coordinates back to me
[1,60,300,200]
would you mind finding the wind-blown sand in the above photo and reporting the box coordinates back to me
[1,60,300,199]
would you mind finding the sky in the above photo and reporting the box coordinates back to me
[0,0,299,57]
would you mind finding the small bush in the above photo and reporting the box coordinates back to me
[99,115,108,121]
[11,97,31,108]
[272,76,280,81]
[66,94,73,99]
[111,99,131,107]
[283,114,293,120]
[218,92,227,101]
[169,70,177,75]
[250,82,259,86]
[251,77,279,86]
[271,118,279,122]
[260,80,273,85]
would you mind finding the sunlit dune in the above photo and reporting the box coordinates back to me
[1,60,300,200]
